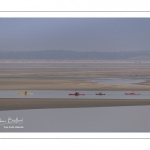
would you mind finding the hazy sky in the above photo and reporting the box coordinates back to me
[0,18,150,52]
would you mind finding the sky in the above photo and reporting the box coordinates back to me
[0,18,150,52]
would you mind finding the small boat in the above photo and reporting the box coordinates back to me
[18,92,33,95]
[95,93,105,95]
[95,92,105,95]
[125,92,140,95]
[69,94,85,96]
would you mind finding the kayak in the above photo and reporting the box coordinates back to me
[125,93,140,95]
[18,92,33,95]
[69,94,85,96]
[95,93,105,95]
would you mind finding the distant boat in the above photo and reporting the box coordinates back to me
[125,92,140,95]
[95,91,105,95]
[95,93,105,95]
[69,94,85,96]
[18,92,33,95]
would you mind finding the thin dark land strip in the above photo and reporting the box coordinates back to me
[0,98,150,111]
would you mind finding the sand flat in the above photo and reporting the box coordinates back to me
[0,77,150,90]
[0,62,150,111]
[0,98,150,111]
[0,61,150,90]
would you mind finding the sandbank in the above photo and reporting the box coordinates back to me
[1,98,150,111]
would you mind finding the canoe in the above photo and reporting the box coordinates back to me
[18,92,33,95]
[95,93,105,95]
[69,94,85,96]
[125,93,140,95]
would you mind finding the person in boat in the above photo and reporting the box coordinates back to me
[75,92,79,96]
[131,91,135,94]
[25,91,27,95]
[99,92,102,95]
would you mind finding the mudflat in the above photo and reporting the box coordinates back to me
[0,61,150,110]
[1,98,150,111]
[0,60,150,90]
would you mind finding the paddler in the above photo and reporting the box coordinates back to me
[75,92,79,96]
[99,92,102,95]
[25,91,27,95]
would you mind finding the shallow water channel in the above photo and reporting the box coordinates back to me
[0,90,150,99]
[90,78,146,85]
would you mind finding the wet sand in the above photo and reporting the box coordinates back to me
[0,61,150,111]
[0,61,150,90]
[0,76,150,91]
[1,98,150,111]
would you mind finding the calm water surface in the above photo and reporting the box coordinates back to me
[0,90,150,99]
[90,78,146,85]
[1,106,150,132]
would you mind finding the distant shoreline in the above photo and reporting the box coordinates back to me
[1,60,150,63]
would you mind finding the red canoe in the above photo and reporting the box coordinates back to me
[125,92,140,95]
[69,94,85,96]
